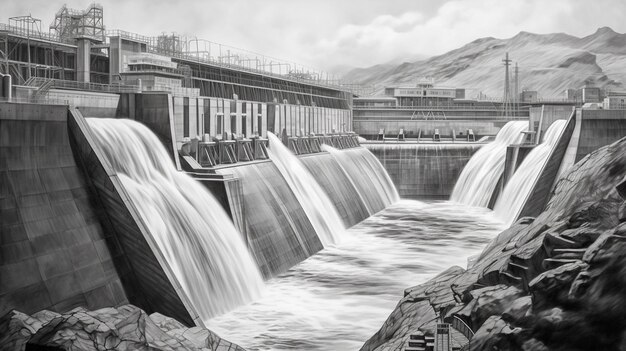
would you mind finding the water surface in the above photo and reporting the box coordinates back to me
[208,200,504,350]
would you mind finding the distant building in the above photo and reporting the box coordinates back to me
[520,90,538,103]
[581,86,602,103]
[603,91,626,109]
[379,80,465,107]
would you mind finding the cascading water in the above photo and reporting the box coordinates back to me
[267,132,345,246]
[450,121,528,207]
[494,119,568,225]
[322,145,400,215]
[87,118,263,320]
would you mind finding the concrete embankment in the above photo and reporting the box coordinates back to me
[365,143,482,199]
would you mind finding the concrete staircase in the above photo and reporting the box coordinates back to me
[404,333,434,351]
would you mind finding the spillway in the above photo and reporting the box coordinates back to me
[215,162,323,278]
[87,118,263,320]
[267,132,345,247]
[450,121,528,207]
[322,145,400,215]
[494,119,568,225]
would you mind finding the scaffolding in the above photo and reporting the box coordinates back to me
[49,4,105,43]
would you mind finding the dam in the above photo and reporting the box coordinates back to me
[2,4,626,351]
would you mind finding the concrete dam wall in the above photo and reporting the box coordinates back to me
[365,143,482,199]
[300,153,370,227]
[215,161,324,278]
[68,109,202,326]
[0,103,128,318]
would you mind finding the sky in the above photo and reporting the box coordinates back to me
[4,0,626,74]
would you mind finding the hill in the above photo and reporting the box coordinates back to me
[342,27,626,98]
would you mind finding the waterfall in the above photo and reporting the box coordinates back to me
[267,133,345,246]
[450,121,528,207]
[494,119,568,225]
[87,118,263,320]
[322,145,399,215]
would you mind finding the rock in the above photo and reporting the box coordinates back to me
[528,261,587,309]
[0,310,41,351]
[558,224,603,246]
[454,285,522,330]
[618,202,626,222]
[521,338,549,351]
[0,305,244,351]
[469,316,521,351]
[360,299,436,351]
[502,296,532,323]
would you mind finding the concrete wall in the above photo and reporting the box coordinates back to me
[68,108,202,327]
[575,109,626,162]
[364,143,482,199]
[299,152,370,227]
[133,93,181,170]
[0,102,127,317]
[517,111,577,219]
[215,161,323,278]
[529,105,574,143]
[48,89,120,118]
[354,120,515,140]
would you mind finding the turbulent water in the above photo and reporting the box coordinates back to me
[494,120,568,225]
[323,145,400,215]
[268,132,345,246]
[87,118,263,320]
[451,121,528,207]
[207,201,504,350]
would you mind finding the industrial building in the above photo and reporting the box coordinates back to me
[0,4,354,151]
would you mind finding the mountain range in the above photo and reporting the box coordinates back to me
[342,27,626,98]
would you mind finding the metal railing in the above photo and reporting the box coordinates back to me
[106,29,355,92]
[0,23,73,45]
[449,315,475,342]
[0,96,70,105]
[26,77,140,94]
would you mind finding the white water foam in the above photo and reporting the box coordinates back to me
[451,121,528,207]
[494,119,568,225]
[267,132,345,246]
[88,118,263,320]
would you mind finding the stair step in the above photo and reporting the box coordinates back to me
[408,341,425,347]
[409,334,425,340]
[542,258,580,270]
[508,261,529,271]
[545,232,581,249]
[404,348,425,351]
[501,271,522,282]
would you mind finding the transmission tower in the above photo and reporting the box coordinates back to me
[502,52,512,117]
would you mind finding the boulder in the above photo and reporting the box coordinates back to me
[0,305,244,351]
[454,285,523,330]
[528,261,587,309]
[469,316,521,351]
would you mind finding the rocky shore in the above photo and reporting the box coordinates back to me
[361,137,626,351]
[0,304,243,351]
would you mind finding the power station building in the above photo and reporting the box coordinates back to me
[0,4,353,145]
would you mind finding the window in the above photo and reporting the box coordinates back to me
[183,97,189,138]
[203,98,211,134]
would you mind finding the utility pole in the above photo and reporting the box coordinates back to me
[502,52,512,118]
[514,62,519,116]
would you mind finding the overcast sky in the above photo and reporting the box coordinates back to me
[4,0,626,73]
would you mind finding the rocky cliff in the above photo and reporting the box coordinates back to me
[343,27,626,98]
[0,305,243,351]
[361,137,626,351]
